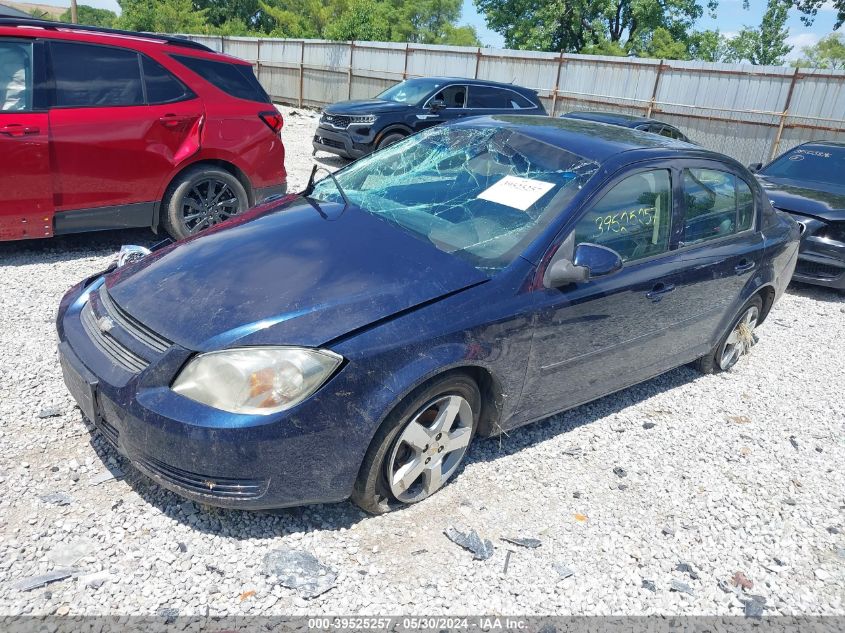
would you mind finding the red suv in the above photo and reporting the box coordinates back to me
[0,19,286,241]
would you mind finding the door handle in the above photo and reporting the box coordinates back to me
[645,282,675,303]
[734,259,756,275]
[0,124,39,137]
[158,114,192,129]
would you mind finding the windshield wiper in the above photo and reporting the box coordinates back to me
[304,165,350,210]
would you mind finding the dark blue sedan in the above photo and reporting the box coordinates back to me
[57,117,799,513]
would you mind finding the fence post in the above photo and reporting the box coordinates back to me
[348,41,355,100]
[771,67,800,160]
[402,43,410,79]
[474,47,482,78]
[550,53,565,117]
[256,39,262,86]
[299,40,305,108]
[646,60,664,117]
[219,35,225,53]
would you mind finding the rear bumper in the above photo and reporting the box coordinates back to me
[255,182,288,204]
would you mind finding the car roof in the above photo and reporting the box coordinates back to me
[0,17,245,62]
[405,76,537,93]
[562,110,673,129]
[456,115,719,165]
[796,140,845,151]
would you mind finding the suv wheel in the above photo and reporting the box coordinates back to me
[376,132,406,151]
[162,166,250,240]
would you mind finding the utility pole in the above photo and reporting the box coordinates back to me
[70,0,78,23]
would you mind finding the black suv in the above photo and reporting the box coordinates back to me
[313,77,546,159]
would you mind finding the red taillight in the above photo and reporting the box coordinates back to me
[259,111,284,136]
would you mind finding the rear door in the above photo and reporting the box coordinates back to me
[47,41,203,232]
[0,38,53,240]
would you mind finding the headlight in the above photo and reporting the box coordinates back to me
[350,114,376,125]
[172,347,342,415]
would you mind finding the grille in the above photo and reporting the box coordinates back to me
[320,113,351,128]
[81,302,148,373]
[795,260,843,280]
[314,135,345,150]
[99,287,171,353]
[134,453,268,500]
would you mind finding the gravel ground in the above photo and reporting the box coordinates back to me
[0,105,843,618]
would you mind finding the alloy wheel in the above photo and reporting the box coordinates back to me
[386,394,473,503]
[180,178,242,234]
[718,305,759,370]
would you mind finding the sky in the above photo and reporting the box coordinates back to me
[20,0,844,61]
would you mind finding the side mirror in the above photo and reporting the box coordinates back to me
[429,99,447,112]
[544,243,623,288]
[747,162,763,173]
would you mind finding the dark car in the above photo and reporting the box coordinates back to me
[561,110,692,143]
[0,18,286,241]
[312,77,546,159]
[750,142,845,291]
[57,117,798,513]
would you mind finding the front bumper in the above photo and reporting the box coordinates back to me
[312,124,375,159]
[784,213,845,290]
[56,278,378,510]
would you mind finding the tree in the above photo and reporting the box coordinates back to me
[724,0,792,65]
[325,0,390,40]
[793,32,845,68]
[60,5,118,28]
[474,0,706,53]
[687,29,728,62]
[642,27,689,59]
[790,0,844,31]
[117,0,209,33]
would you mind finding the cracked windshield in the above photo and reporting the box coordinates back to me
[311,125,598,271]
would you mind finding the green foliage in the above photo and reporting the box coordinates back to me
[792,33,845,68]
[60,5,118,28]
[724,0,792,65]
[687,29,728,62]
[325,0,390,41]
[790,0,844,31]
[642,27,690,60]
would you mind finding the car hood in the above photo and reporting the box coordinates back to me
[757,175,845,222]
[105,199,488,351]
[324,99,411,115]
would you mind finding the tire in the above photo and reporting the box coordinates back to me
[352,372,480,514]
[162,166,250,240]
[376,132,406,151]
[692,295,764,374]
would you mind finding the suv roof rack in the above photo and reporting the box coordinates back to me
[0,18,214,52]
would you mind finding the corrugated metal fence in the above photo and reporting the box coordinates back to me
[185,35,845,165]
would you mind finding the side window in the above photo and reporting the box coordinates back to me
[508,92,535,109]
[51,42,143,107]
[467,85,508,109]
[433,85,466,108]
[142,56,193,104]
[737,178,755,231]
[682,168,753,245]
[573,170,673,263]
[0,40,32,112]
[172,55,269,103]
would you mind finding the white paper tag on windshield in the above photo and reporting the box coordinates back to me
[477,175,556,211]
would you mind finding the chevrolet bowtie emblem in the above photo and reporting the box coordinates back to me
[97,316,116,333]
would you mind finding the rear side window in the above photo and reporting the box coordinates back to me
[682,168,754,245]
[468,86,509,108]
[172,55,269,103]
[0,40,33,111]
[574,169,673,263]
[51,42,143,107]
[142,56,193,104]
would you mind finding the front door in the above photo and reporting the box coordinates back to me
[518,167,686,421]
[0,38,53,240]
[415,84,468,130]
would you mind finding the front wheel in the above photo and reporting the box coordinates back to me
[162,166,250,240]
[376,132,406,151]
[352,373,480,514]
[693,295,763,374]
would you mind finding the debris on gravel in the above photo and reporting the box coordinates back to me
[675,562,700,580]
[444,527,494,560]
[12,569,79,592]
[552,564,574,580]
[262,548,338,599]
[38,491,73,506]
[641,580,656,592]
[732,571,753,590]
[501,536,541,549]
[670,580,694,596]
[0,105,843,617]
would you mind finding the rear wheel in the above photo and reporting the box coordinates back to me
[693,295,763,374]
[162,166,249,240]
[376,132,406,151]
[352,373,480,514]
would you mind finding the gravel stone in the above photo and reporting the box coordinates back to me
[0,105,843,616]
